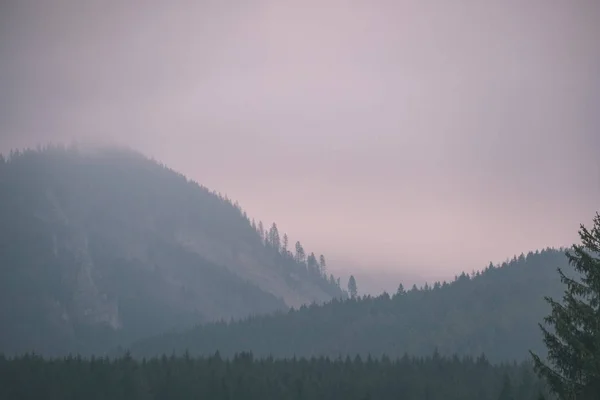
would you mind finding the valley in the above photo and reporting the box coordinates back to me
[1,145,597,399]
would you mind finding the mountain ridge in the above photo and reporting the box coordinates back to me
[127,248,572,363]
[0,144,344,356]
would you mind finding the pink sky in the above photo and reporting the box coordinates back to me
[1,0,599,282]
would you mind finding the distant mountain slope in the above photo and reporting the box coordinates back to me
[129,248,571,362]
[0,145,344,356]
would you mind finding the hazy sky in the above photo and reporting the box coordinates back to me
[1,0,599,279]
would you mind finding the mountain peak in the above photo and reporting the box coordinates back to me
[0,145,344,356]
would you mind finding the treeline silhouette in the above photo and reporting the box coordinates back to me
[128,248,570,363]
[0,352,549,400]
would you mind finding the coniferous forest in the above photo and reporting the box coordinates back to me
[127,248,571,363]
[1,146,599,399]
[0,352,549,400]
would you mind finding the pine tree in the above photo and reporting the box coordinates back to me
[307,253,318,275]
[257,221,265,242]
[530,212,600,399]
[348,275,358,299]
[396,283,405,297]
[294,241,306,265]
[268,223,281,251]
[319,255,327,275]
[282,234,289,255]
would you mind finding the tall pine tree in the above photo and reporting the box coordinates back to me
[347,275,358,299]
[530,212,600,399]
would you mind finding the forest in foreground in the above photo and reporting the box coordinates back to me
[0,352,548,400]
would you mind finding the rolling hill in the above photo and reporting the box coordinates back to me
[0,144,344,356]
[128,248,573,363]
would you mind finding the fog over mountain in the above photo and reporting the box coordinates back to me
[1,0,599,286]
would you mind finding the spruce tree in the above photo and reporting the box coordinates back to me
[319,254,327,275]
[348,275,358,299]
[530,212,600,399]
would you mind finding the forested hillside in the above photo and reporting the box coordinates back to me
[129,248,571,362]
[0,352,550,400]
[0,145,344,356]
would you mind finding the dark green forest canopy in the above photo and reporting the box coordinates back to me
[0,352,550,400]
[0,145,344,356]
[129,248,572,363]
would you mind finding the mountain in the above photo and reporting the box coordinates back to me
[0,145,344,356]
[128,248,572,363]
